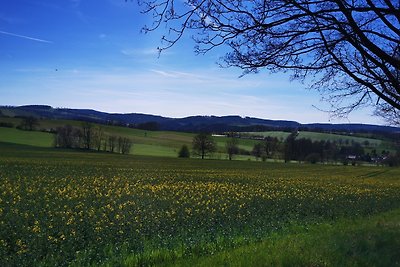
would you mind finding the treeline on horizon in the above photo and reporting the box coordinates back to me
[1,105,399,139]
[245,133,399,166]
[185,131,400,167]
[108,120,400,141]
[1,116,399,143]
[1,115,400,166]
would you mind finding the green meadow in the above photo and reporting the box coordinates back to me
[0,118,399,266]
[0,117,396,162]
[0,118,258,158]
[245,130,382,144]
[0,127,54,147]
[1,117,395,157]
[0,142,399,266]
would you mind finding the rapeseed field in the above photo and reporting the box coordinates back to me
[1,145,399,266]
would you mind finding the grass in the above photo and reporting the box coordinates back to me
[243,131,291,141]
[0,142,399,266]
[244,130,397,154]
[171,209,400,267]
[298,131,381,146]
[1,117,396,157]
[133,143,179,157]
[245,130,382,146]
[0,127,54,147]
[0,120,195,157]
[0,119,258,159]
[0,116,398,266]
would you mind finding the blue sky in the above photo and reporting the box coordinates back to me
[0,0,384,124]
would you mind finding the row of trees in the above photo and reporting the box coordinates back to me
[54,123,132,154]
[182,132,399,166]
[17,116,40,131]
[283,133,364,164]
[186,133,250,160]
[256,133,399,165]
[179,133,218,159]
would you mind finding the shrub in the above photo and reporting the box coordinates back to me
[305,153,321,164]
[178,145,190,158]
[0,122,14,128]
[383,156,400,167]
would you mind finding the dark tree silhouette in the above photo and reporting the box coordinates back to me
[54,124,132,154]
[263,136,279,159]
[140,0,400,124]
[92,126,105,151]
[225,137,239,160]
[19,116,39,131]
[251,137,280,161]
[108,135,118,153]
[178,144,191,158]
[82,122,93,150]
[192,133,216,159]
[118,137,133,154]
[252,143,264,161]
[284,131,298,163]
[54,125,75,148]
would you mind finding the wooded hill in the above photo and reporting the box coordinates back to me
[1,105,399,134]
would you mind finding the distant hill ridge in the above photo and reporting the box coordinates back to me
[1,105,399,133]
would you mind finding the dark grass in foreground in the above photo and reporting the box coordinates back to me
[90,209,400,267]
[171,209,400,267]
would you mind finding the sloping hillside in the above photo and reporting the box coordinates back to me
[1,105,399,133]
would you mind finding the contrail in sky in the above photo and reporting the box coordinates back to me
[0,30,53,43]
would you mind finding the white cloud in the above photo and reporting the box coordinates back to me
[0,30,53,43]
[0,66,383,124]
[149,69,201,79]
[150,69,178,78]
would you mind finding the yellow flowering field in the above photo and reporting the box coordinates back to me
[0,145,400,266]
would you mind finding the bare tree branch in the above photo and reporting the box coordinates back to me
[139,0,400,125]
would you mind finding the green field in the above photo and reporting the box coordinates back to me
[176,209,400,266]
[245,130,383,146]
[1,117,396,158]
[0,142,399,266]
[244,130,395,154]
[0,119,258,159]
[0,127,54,147]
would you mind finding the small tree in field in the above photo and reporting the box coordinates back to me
[19,116,39,131]
[82,122,93,150]
[252,143,263,161]
[226,138,239,160]
[108,135,117,152]
[178,144,190,158]
[54,125,74,148]
[192,133,216,159]
[120,137,133,154]
[92,126,105,152]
